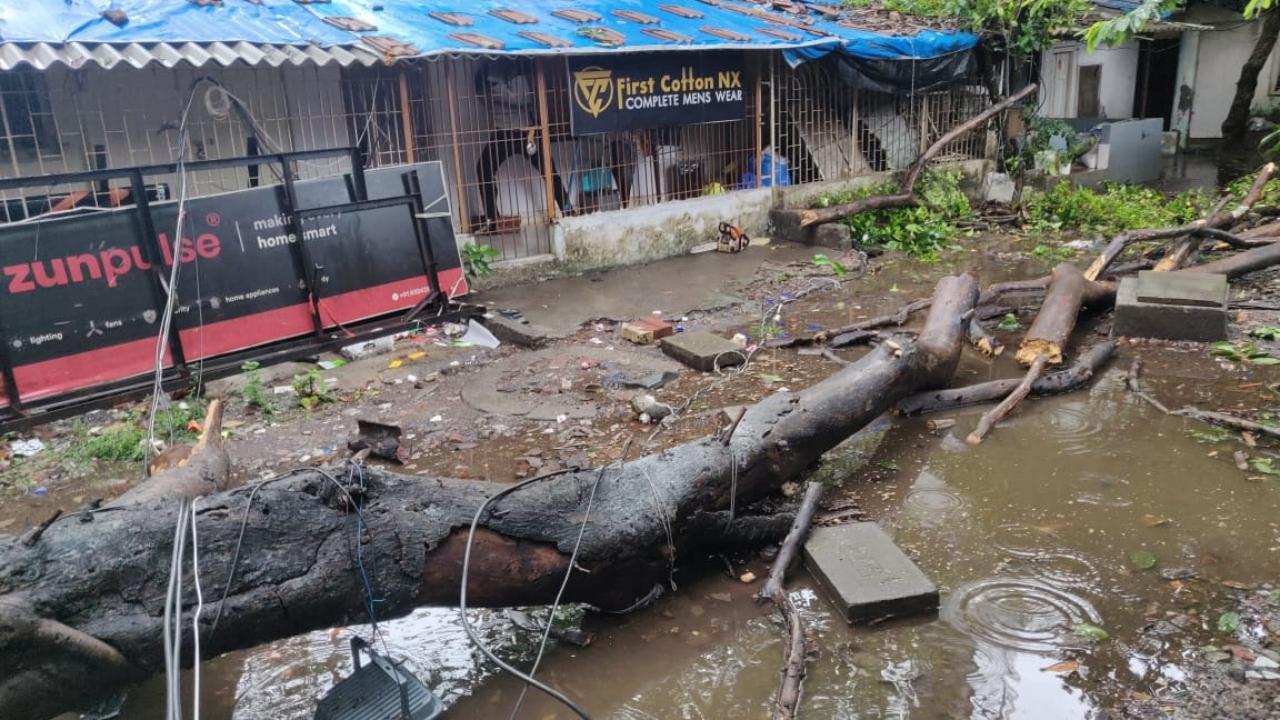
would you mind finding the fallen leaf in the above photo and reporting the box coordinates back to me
[1040,659,1080,674]
[1140,514,1171,527]
[1129,691,1152,702]
[1222,580,1256,590]
[1241,431,1258,448]
[1230,645,1257,662]
[1072,623,1109,641]
[739,571,757,583]
[1218,611,1242,634]
[1130,550,1157,570]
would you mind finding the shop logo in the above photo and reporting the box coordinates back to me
[573,67,614,118]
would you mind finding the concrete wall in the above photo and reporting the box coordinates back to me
[552,186,772,272]
[1039,40,1139,120]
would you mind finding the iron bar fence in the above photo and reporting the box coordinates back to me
[0,52,993,261]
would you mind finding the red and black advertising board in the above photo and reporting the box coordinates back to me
[0,159,466,408]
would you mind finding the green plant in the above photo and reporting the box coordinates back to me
[69,422,146,463]
[152,401,206,441]
[1023,182,1209,235]
[291,369,332,410]
[996,313,1021,331]
[753,320,783,342]
[462,243,499,277]
[847,0,1089,57]
[240,361,273,414]
[1212,341,1280,365]
[1249,326,1280,341]
[1186,427,1234,444]
[819,172,966,260]
[1030,242,1076,261]
[811,254,848,276]
[1249,457,1280,476]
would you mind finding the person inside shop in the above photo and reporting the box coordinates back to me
[474,61,567,232]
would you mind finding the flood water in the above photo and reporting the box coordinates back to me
[116,343,1280,719]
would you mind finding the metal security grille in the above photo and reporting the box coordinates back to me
[771,58,990,185]
[0,52,994,260]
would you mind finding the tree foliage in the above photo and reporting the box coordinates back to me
[1086,0,1275,52]
[844,0,1090,56]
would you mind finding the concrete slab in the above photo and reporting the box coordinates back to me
[803,522,939,624]
[473,243,815,337]
[660,331,745,372]
[482,316,552,348]
[1115,271,1228,342]
[1134,270,1227,308]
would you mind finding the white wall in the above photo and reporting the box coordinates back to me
[1183,3,1280,139]
[1039,40,1139,119]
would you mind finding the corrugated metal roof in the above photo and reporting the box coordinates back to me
[0,0,979,72]
[0,41,380,71]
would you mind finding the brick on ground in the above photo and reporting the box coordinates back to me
[621,317,675,345]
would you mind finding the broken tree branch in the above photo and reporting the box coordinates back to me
[1174,408,1280,441]
[760,481,825,720]
[896,340,1116,416]
[966,354,1049,445]
[1016,263,1087,366]
[1084,162,1277,281]
[789,84,1037,228]
[0,277,980,720]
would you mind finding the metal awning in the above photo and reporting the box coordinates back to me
[0,41,380,71]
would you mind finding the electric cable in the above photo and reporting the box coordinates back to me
[190,498,204,720]
[457,468,593,720]
[507,439,633,720]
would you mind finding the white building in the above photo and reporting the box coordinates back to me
[1038,1,1280,145]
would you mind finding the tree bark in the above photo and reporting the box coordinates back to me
[0,276,979,720]
[1183,239,1280,277]
[1016,263,1086,366]
[760,481,825,720]
[1223,10,1280,142]
[897,340,1116,416]
[965,354,1048,445]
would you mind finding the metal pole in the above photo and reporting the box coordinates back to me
[131,169,189,371]
[279,156,326,338]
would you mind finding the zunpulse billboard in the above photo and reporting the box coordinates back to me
[0,161,465,406]
[568,51,745,135]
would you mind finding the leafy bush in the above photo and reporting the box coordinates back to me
[1022,182,1209,235]
[462,244,499,277]
[813,171,968,260]
[241,361,273,414]
[291,369,333,410]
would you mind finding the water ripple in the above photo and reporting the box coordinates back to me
[942,576,1103,654]
[1042,401,1106,456]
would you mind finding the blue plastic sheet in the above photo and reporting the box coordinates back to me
[0,0,977,62]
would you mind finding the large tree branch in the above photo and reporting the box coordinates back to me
[0,276,979,720]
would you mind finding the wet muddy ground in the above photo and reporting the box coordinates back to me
[9,233,1280,719]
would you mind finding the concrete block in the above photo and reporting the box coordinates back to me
[1114,271,1228,342]
[660,331,745,372]
[622,317,675,345]
[811,222,851,249]
[982,172,1016,204]
[481,316,553,348]
[803,522,939,624]
[769,209,850,248]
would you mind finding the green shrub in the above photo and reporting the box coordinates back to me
[813,171,967,260]
[1023,182,1209,235]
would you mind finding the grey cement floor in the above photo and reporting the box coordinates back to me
[472,242,817,336]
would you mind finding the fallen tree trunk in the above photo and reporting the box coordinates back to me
[896,340,1116,416]
[0,276,979,720]
[1016,263,1087,366]
[783,84,1037,228]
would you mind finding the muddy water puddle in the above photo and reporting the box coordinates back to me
[121,349,1280,720]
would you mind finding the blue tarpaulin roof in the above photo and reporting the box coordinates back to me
[0,0,977,66]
